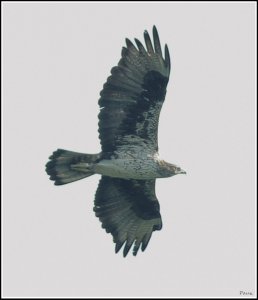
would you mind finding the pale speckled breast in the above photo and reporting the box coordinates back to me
[94,157,162,180]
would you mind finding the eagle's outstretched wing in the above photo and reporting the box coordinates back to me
[94,177,162,257]
[98,26,170,154]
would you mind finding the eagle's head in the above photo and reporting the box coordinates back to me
[159,161,186,177]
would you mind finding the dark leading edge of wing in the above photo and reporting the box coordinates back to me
[94,177,162,257]
[98,26,171,154]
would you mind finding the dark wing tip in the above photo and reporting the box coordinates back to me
[115,240,125,254]
[134,38,146,53]
[152,25,158,37]
[123,241,134,257]
[164,44,171,72]
[141,232,153,252]
[143,29,150,40]
[125,38,131,47]
[125,38,134,49]
[132,242,141,256]
[152,25,162,56]
[144,29,154,54]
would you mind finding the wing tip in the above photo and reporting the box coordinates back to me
[123,241,134,257]
[134,38,146,53]
[152,25,158,35]
[115,241,125,254]
[164,43,171,71]
[125,38,132,48]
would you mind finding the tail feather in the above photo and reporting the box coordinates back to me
[46,149,100,185]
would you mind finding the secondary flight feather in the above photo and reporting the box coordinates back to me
[46,26,186,257]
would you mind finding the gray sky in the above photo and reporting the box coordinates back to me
[2,1,257,298]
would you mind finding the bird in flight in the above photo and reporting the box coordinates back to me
[46,26,186,257]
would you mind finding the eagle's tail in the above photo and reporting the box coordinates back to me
[46,149,100,185]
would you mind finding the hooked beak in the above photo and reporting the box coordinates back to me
[179,169,187,175]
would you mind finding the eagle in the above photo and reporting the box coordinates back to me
[46,26,186,257]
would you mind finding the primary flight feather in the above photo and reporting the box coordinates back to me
[46,26,186,257]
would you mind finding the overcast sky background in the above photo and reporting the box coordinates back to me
[2,2,257,298]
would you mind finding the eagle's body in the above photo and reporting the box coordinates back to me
[46,26,185,257]
[95,155,169,180]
